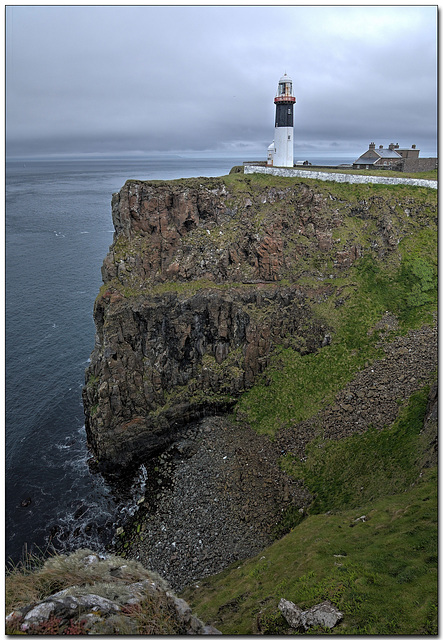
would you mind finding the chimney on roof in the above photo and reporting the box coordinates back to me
[412,144,416,149]
[379,145,383,149]
[369,142,375,150]
[389,143,395,150]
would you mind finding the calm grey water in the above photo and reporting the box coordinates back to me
[5,155,353,564]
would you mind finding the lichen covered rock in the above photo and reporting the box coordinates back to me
[278,598,343,631]
[5,549,221,635]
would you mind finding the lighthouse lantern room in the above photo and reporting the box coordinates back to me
[270,73,296,167]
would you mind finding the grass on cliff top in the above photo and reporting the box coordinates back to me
[223,167,437,194]
[124,170,437,208]
[230,163,437,180]
[183,386,437,635]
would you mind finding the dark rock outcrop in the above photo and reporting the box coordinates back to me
[83,285,326,476]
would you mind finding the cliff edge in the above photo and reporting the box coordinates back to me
[82,172,437,478]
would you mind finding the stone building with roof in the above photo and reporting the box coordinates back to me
[353,142,436,172]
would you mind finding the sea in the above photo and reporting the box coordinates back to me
[5,154,354,566]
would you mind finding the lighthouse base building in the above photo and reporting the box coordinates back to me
[268,74,296,168]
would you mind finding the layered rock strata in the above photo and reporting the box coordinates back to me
[84,285,326,476]
[83,175,436,477]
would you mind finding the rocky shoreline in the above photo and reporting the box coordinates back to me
[117,415,310,592]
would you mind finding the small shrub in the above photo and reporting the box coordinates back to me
[120,594,184,634]
[255,607,287,634]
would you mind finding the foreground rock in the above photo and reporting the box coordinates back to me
[6,549,220,635]
[278,598,343,631]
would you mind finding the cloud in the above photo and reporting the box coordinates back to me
[6,5,437,158]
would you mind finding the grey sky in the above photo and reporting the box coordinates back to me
[6,5,437,159]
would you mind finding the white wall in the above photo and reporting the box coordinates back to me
[244,165,437,189]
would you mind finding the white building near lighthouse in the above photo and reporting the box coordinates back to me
[268,74,296,167]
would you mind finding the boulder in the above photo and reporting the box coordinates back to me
[278,598,343,631]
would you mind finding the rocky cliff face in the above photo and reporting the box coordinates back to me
[83,173,436,478]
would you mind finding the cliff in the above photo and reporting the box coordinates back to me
[83,172,437,478]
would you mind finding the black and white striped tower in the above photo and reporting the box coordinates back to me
[273,73,296,167]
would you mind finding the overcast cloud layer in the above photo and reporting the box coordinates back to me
[6,5,437,159]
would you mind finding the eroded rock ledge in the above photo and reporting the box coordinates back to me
[82,175,436,478]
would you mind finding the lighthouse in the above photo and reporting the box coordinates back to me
[271,73,296,167]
